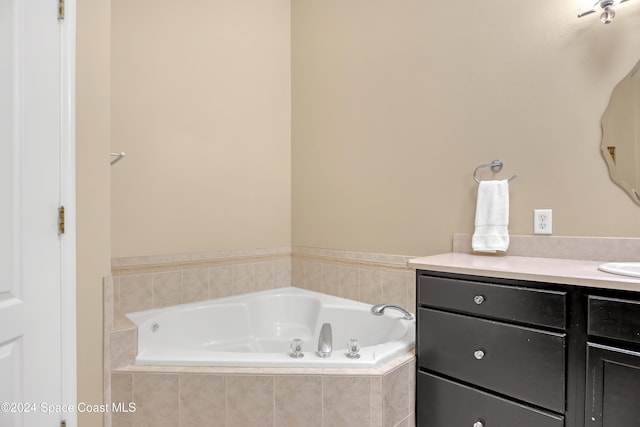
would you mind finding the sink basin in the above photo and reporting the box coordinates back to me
[598,262,640,278]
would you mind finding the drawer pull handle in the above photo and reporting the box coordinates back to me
[474,295,485,305]
[474,349,485,360]
[473,421,484,427]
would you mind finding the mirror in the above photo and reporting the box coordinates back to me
[601,59,640,205]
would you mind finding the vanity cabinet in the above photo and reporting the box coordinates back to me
[416,273,570,427]
[416,270,640,427]
[585,296,640,427]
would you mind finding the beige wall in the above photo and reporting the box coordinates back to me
[76,0,111,425]
[79,5,640,424]
[292,0,640,256]
[110,0,291,258]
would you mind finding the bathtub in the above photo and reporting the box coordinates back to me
[126,287,415,368]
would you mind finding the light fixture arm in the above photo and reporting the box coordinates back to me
[578,0,630,22]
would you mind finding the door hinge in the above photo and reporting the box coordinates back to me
[58,0,64,20]
[58,206,65,234]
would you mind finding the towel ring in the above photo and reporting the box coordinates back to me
[473,160,517,184]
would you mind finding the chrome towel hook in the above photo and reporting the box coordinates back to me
[110,152,126,165]
[473,160,517,184]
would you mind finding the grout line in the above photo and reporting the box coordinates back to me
[370,376,373,427]
[179,269,184,304]
[321,376,324,427]
[150,273,156,309]
[224,376,228,427]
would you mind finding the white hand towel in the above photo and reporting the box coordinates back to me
[472,180,510,253]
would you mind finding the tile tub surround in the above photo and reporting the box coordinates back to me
[105,247,417,371]
[105,248,292,427]
[291,247,417,315]
[110,354,416,427]
[109,247,292,331]
[105,246,419,427]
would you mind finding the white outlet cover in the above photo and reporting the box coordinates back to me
[534,209,552,234]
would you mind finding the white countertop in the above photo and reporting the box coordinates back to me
[408,252,640,292]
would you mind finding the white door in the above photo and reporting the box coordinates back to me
[0,0,69,426]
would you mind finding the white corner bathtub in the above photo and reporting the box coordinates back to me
[126,287,415,368]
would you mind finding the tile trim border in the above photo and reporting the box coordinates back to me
[113,246,419,276]
[292,246,417,271]
[112,247,291,275]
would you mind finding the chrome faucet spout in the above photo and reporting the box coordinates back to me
[371,304,415,320]
[316,323,332,358]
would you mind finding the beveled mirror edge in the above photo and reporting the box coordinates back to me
[600,58,640,206]
[600,141,640,204]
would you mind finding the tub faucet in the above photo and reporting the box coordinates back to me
[316,323,332,358]
[371,304,415,320]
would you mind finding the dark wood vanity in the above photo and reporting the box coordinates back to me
[415,269,640,427]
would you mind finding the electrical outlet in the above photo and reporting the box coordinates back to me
[534,209,552,234]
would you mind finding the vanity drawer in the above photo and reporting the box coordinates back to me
[417,308,566,412]
[588,296,640,345]
[418,275,566,329]
[417,371,565,427]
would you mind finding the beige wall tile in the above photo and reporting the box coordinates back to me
[103,332,111,398]
[111,374,133,400]
[232,263,256,295]
[111,373,134,427]
[407,272,416,314]
[275,375,322,427]
[152,271,183,308]
[110,328,137,369]
[104,402,112,427]
[383,363,412,427]
[304,261,323,293]
[359,268,383,305]
[407,359,416,412]
[274,259,292,288]
[183,268,209,303]
[255,261,276,291]
[227,375,275,427]
[382,271,408,312]
[370,377,384,427]
[179,375,226,427]
[132,374,179,427]
[339,266,359,301]
[322,376,371,426]
[291,258,306,287]
[321,263,339,296]
[209,265,233,299]
[113,279,134,331]
[118,274,153,327]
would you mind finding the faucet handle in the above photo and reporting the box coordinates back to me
[289,338,304,358]
[346,338,361,359]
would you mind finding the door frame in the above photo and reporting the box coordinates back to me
[59,0,77,424]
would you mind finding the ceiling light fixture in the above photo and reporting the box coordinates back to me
[578,0,629,23]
